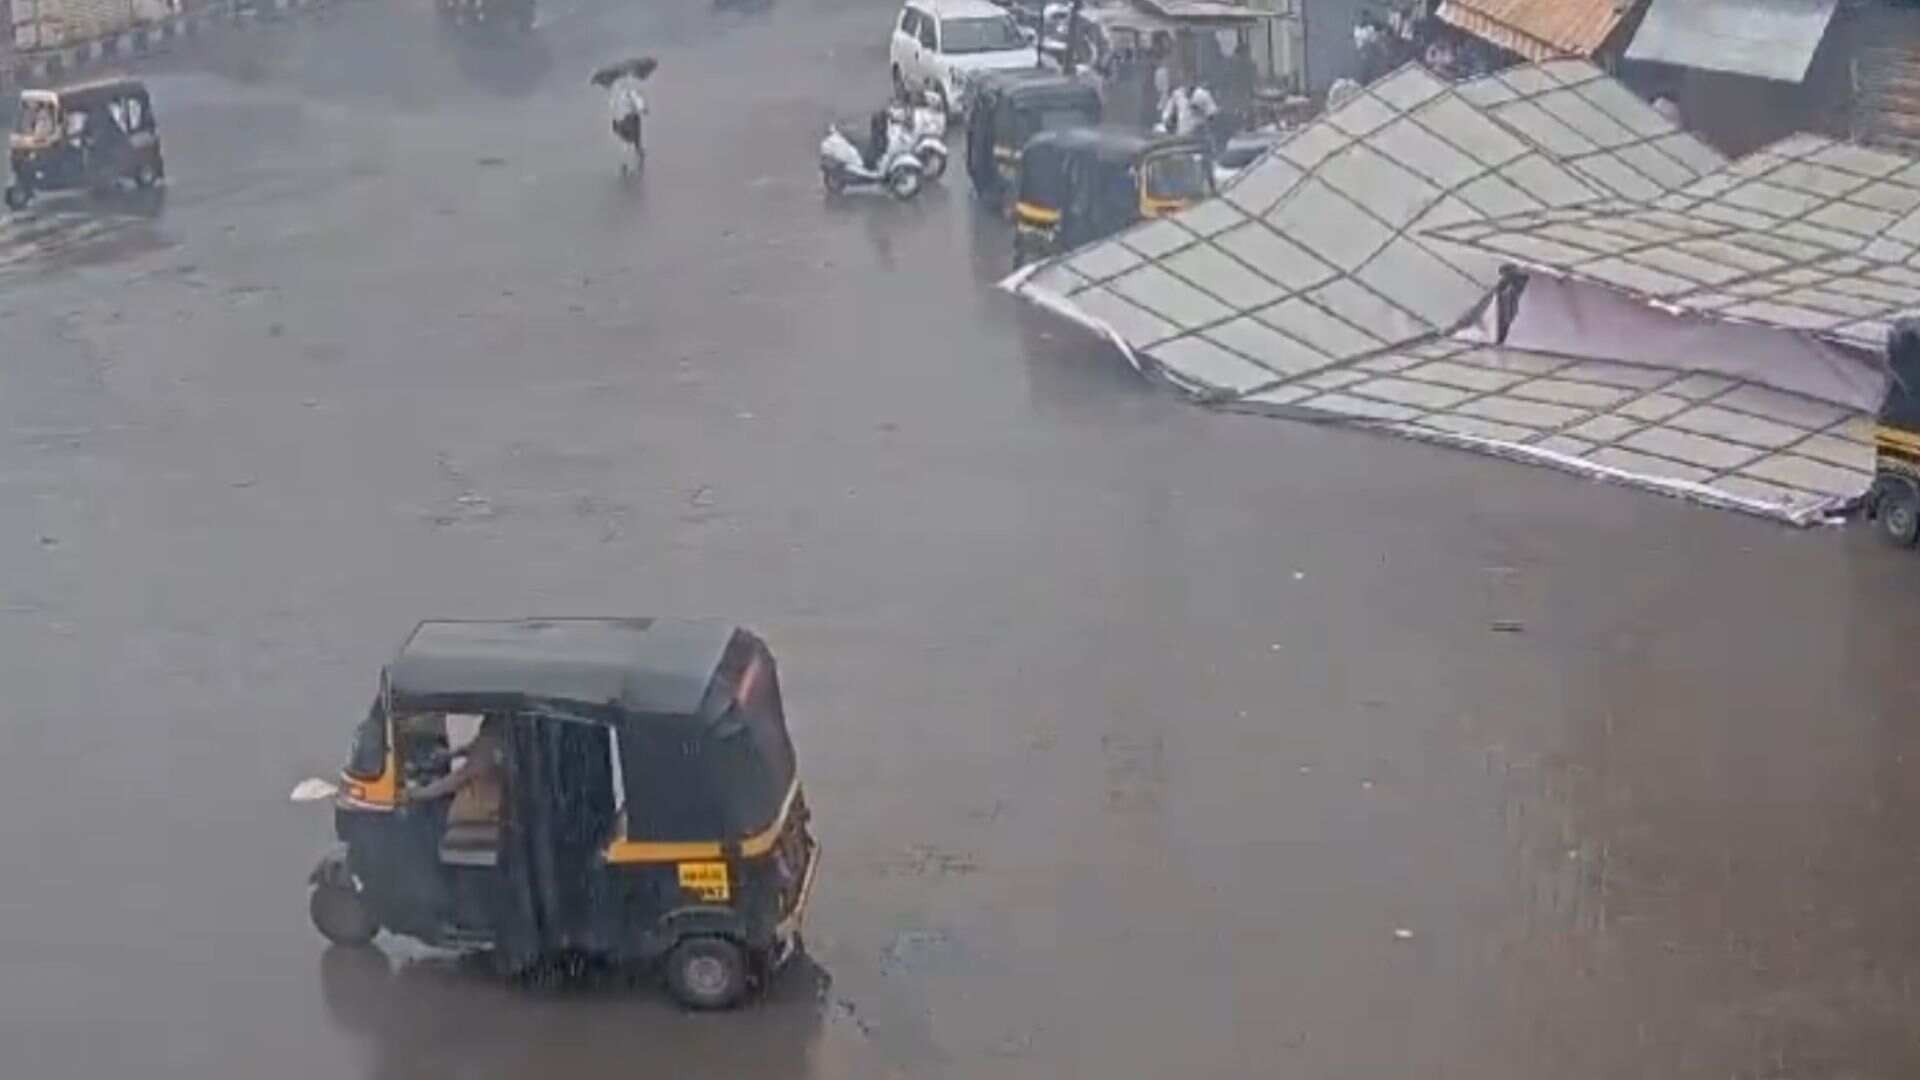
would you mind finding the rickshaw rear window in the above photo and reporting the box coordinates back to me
[1009,106,1096,148]
[1143,150,1210,201]
[345,699,389,779]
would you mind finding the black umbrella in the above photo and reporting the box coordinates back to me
[590,56,657,87]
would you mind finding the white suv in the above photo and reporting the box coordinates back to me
[890,0,1036,119]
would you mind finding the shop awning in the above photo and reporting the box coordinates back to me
[1624,0,1839,84]
[1435,0,1633,63]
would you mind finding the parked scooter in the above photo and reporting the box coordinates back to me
[897,92,948,181]
[820,114,925,200]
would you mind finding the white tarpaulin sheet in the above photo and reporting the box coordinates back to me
[1492,274,1887,412]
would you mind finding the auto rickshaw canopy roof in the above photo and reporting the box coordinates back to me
[27,77,151,110]
[387,618,743,718]
[974,69,1103,113]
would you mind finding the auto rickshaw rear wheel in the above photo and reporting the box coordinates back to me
[1880,481,1920,546]
[3,184,29,211]
[664,936,747,1010]
[310,883,379,947]
[133,162,160,189]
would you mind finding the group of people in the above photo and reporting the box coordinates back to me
[1353,2,1501,83]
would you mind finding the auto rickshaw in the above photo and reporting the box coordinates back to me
[964,68,1102,211]
[1011,126,1211,265]
[298,618,819,1010]
[1866,318,1920,545]
[6,78,163,210]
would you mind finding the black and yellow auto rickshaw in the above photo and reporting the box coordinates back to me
[965,69,1102,211]
[1866,318,1920,545]
[6,78,162,210]
[299,618,819,1010]
[1011,126,1211,265]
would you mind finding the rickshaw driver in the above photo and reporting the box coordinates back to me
[400,714,507,847]
[24,101,54,140]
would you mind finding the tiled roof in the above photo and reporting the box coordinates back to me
[1437,0,1635,62]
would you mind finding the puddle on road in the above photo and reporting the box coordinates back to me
[878,927,957,977]
[0,196,174,281]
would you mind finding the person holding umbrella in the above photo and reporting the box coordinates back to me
[591,57,656,174]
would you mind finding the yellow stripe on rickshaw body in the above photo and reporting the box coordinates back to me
[1140,195,1194,219]
[1014,202,1060,226]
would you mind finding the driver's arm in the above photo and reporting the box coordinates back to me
[406,735,500,801]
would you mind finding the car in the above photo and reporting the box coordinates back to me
[890,0,1039,120]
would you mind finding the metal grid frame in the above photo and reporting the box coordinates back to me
[1244,336,1872,516]
[1014,60,1726,398]
[1428,134,1920,350]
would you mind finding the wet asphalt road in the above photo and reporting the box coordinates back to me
[6,2,1920,1077]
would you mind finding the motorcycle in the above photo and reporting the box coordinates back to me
[819,120,924,200]
[897,94,948,181]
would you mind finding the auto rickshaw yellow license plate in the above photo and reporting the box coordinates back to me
[677,861,730,902]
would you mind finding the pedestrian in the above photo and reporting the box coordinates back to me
[1152,35,1173,108]
[1141,33,1173,128]
[607,67,648,167]
[1160,73,1219,138]
[1229,37,1255,107]
[1354,14,1386,81]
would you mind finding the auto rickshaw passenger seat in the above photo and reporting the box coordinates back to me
[439,822,500,867]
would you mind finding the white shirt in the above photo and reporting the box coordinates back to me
[608,75,647,122]
[1161,86,1218,137]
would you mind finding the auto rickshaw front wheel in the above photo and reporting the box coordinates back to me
[3,184,29,211]
[664,936,748,1010]
[310,883,380,947]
